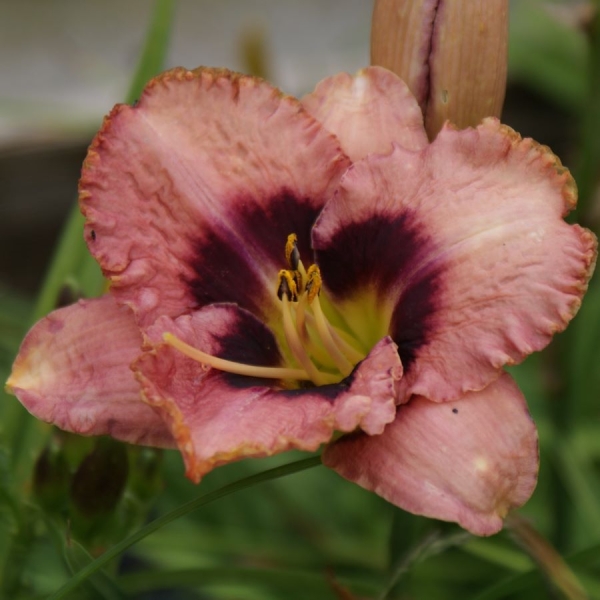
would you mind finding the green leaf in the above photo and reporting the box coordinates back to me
[387,507,435,568]
[568,281,600,416]
[43,516,126,600]
[508,0,588,112]
[126,0,176,104]
[471,540,600,600]
[0,285,31,358]
[31,0,175,324]
[574,0,600,219]
[507,514,588,600]
[47,456,322,600]
[461,536,533,573]
[30,209,101,324]
[62,539,126,600]
[9,0,176,494]
[2,2,177,593]
[378,528,471,600]
[119,566,379,599]
[551,435,600,541]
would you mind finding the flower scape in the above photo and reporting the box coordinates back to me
[7,66,597,535]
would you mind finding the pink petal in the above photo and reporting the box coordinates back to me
[7,296,173,447]
[134,305,401,483]
[323,373,539,536]
[80,67,350,329]
[314,118,597,402]
[301,67,428,161]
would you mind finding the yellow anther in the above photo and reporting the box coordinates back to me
[285,233,300,270]
[305,264,322,304]
[277,269,299,302]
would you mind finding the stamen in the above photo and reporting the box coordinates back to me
[297,260,308,280]
[305,264,321,304]
[285,233,300,271]
[327,326,365,364]
[305,266,354,377]
[292,269,303,295]
[311,297,355,376]
[163,333,312,380]
[294,292,309,344]
[285,234,306,291]
[302,264,364,362]
[281,296,338,386]
[293,294,335,367]
[301,310,365,365]
[277,270,299,302]
[165,230,370,388]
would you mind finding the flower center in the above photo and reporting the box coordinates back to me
[164,233,367,386]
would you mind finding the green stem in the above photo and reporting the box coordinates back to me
[472,516,595,600]
[507,514,587,600]
[47,456,322,600]
[377,529,471,599]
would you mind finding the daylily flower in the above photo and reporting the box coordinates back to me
[7,66,596,535]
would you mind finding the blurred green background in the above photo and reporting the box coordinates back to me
[1,1,599,598]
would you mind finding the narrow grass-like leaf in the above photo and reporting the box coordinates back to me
[10,0,176,495]
[126,0,175,103]
[574,0,600,220]
[43,516,126,600]
[30,209,93,323]
[378,530,471,600]
[0,286,31,357]
[552,436,600,540]
[2,5,178,594]
[461,536,533,573]
[471,541,600,600]
[507,514,588,600]
[31,0,175,323]
[47,456,322,600]
[508,0,587,112]
[118,566,379,598]
[63,539,126,600]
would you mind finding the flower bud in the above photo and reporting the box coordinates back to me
[33,443,70,514]
[70,437,128,519]
[371,0,509,139]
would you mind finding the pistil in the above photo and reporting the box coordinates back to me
[293,293,333,367]
[305,309,365,364]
